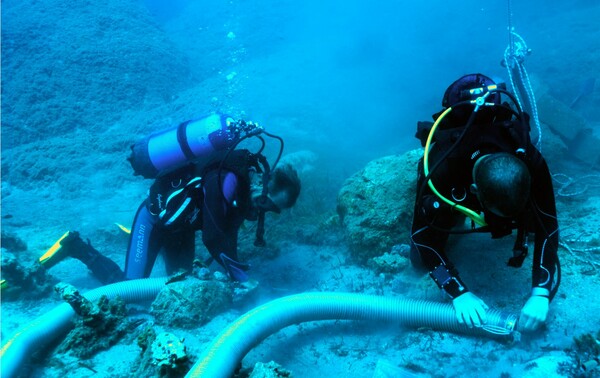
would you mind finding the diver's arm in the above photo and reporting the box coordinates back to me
[201,170,243,262]
[530,156,560,297]
[201,169,250,281]
[412,216,491,327]
[411,159,490,327]
[517,156,558,332]
[410,160,468,299]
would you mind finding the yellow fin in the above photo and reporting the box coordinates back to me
[115,223,131,234]
[39,231,71,264]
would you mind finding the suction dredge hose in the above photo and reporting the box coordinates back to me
[186,292,517,378]
[1,281,517,378]
[0,277,168,378]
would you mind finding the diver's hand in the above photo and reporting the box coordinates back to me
[519,288,549,332]
[452,292,489,328]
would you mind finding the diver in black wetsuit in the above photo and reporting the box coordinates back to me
[120,149,300,282]
[410,74,560,332]
[40,116,301,284]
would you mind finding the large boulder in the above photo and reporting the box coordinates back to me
[336,149,421,262]
[151,277,232,328]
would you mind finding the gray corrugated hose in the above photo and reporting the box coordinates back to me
[187,292,517,378]
[2,283,517,378]
[0,277,168,378]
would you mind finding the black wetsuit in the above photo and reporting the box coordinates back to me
[123,149,260,280]
[81,150,260,284]
[410,110,560,300]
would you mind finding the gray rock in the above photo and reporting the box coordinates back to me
[135,327,190,377]
[337,150,421,262]
[369,250,410,274]
[151,277,232,328]
[249,361,293,378]
[150,332,187,370]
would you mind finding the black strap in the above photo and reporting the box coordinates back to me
[254,211,266,247]
[254,154,271,247]
[177,120,196,160]
[508,224,528,268]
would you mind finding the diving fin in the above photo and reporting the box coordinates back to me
[115,223,131,234]
[38,231,72,268]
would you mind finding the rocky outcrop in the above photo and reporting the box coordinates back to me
[150,277,233,329]
[336,149,421,262]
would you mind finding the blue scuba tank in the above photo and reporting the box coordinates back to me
[128,113,239,178]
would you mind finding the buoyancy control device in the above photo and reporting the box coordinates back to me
[128,113,262,178]
[418,77,530,229]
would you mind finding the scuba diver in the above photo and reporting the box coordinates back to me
[410,74,560,332]
[39,114,301,284]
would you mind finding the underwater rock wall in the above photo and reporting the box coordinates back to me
[536,88,600,167]
[336,149,420,262]
[526,4,600,125]
[1,0,192,149]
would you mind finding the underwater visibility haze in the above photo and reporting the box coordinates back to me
[1,0,600,377]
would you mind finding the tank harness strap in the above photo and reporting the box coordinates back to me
[177,120,196,160]
[209,116,236,150]
[509,227,528,267]
[508,215,528,268]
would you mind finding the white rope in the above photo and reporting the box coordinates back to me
[504,32,542,150]
[504,1,542,150]
[553,173,600,197]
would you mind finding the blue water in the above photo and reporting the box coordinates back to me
[1,1,599,377]
[3,0,597,160]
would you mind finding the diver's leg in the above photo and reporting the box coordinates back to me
[82,250,125,285]
[58,232,124,285]
[162,229,195,275]
[123,202,161,279]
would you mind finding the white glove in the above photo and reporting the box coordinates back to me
[520,288,549,332]
[452,292,489,328]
